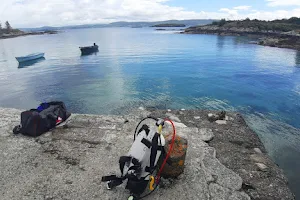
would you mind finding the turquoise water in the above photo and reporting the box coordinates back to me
[0,28,300,196]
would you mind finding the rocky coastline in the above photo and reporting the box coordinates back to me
[0,30,58,40]
[182,22,300,50]
[0,107,294,200]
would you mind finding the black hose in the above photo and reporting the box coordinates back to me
[133,116,158,141]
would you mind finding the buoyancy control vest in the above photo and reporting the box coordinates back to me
[102,117,176,200]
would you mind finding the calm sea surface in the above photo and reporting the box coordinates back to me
[0,27,300,197]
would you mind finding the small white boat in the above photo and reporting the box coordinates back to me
[16,53,45,63]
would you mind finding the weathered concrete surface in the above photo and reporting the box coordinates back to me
[0,108,294,200]
[153,110,295,200]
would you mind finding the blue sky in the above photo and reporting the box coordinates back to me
[1,0,300,27]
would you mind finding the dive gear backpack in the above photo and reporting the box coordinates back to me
[102,117,173,200]
[13,101,71,137]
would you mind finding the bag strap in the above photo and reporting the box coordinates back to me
[149,132,159,173]
[119,156,131,175]
[13,125,21,134]
[101,175,125,189]
[135,124,150,140]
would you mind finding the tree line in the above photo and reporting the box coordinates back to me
[212,17,300,27]
[210,17,300,32]
[0,21,13,34]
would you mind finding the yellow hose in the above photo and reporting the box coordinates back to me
[149,176,155,191]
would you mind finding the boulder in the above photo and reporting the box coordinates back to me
[199,128,214,142]
[138,107,144,110]
[217,111,226,120]
[165,113,181,123]
[215,120,227,125]
[250,154,267,163]
[255,163,268,172]
[208,111,226,122]
[254,148,262,154]
[160,133,188,178]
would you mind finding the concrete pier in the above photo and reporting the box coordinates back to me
[0,108,294,200]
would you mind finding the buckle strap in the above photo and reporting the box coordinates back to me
[119,156,132,173]
[107,179,123,189]
[145,166,151,173]
[157,146,164,151]
[101,175,119,182]
[138,124,150,136]
[141,138,152,148]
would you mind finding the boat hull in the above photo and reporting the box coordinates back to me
[80,45,99,55]
[16,53,45,63]
[18,57,45,68]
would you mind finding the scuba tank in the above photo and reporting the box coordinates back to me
[101,116,176,200]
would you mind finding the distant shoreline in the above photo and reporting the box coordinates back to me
[0,30,58,40]
[181,19,300,51]
[151,23,186,27]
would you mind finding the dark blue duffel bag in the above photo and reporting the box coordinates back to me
[13,101,71,137]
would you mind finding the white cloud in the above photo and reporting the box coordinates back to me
[266,0,300,6]
[0,0,299,28]
[233,5,252,10]
[219,5,300,21]
[246,8,300,20]
[219,8,238,16]
[1,0,208,27]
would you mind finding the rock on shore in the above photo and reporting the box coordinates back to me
[0,108,294,200]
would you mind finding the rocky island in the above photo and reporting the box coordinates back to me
[0,107,294,200]
[182,17,300,50]
[0,21,58,40]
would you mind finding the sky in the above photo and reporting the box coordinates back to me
[0,0,300,28]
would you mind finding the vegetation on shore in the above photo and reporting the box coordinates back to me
[0,21,57,39]
[0,21,24,36]
[209,17,300,32]
[151,23,186,27]
[183,17,300,50]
